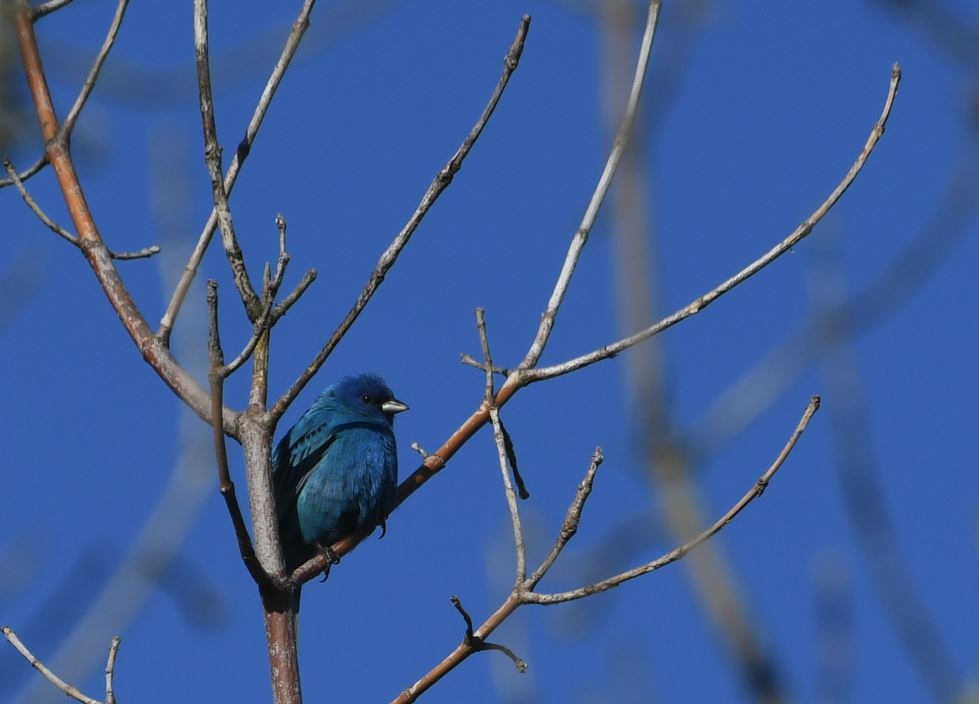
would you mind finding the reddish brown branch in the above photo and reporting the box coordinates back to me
[9,0,239,435]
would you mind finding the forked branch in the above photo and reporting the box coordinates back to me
[2,627,121,704]
[394,397,820,702]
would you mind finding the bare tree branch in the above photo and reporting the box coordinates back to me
[523,64,901,384]
[207,281,272,587]
[4,156,78,245]
[527,396,820,604]
[10,1,238,433]
[158,0,318,344]
[686,132,979,459]
[526,448,604,589]
[518,0,661,369]
[2,626,113,704]
[1,0,129,190]
[0,154,48,189]
[394,397,819,702]
[103,637,120,704]
[270,15,532,423]
[293,12,898,589]
[61,0,130,139]
[30,0,75,20]
[4,157,160,259]
[193,0,262,319]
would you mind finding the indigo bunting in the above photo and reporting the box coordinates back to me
[272,373,407,573]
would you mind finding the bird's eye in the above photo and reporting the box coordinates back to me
[362,394,371,404]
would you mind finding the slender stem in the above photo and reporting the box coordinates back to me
[2,626,102,704]
[10,0,239,435]
[490,405,527,583]
[103,637,121,704]
[391,593,523,704]
[31,0,75,20]
[270,15,532,422]
[527,397,821,604]
[519,0,662,370]
[193,0,261,318]
[526,448,604,589]
[159,0,318,344]
[207,281,270,586]
[524,65,902,384]
[62,0,130,139]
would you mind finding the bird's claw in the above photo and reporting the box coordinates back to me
[314,542,340,583]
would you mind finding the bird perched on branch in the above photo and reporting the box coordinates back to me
[272,373,408,574]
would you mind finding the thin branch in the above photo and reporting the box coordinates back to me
[270,15,532,422]
[193,0,261,319]
[207,281,271,587]
[518,0,662,370]
[158,0,318,344]
[272,268,317,321]
[2,0,128,190]
[0,154,48,189]
[293,13,898,587]
[10,2,239,434]
[221,216,290,375]
[480,307,528,583]
[523,64,902,384]
[491,406,527,582]
[30,0,75,20]
[2,626,104,704]
[61,0,130,139]
[460,352,509,376]
[526,447,604,589]
[527,396,820,604]
[103,637,120,704]
[4,157,80,246]
[6,157,161,259]
[451,596,527,672]
[396,397,818,701]
[392,593,524,704]
[685,132,979,460]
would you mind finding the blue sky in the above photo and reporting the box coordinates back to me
[2,1,977,702]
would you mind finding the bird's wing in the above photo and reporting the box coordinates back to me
[272,411,338,523]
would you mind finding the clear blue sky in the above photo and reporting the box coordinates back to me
[2,1,976,702]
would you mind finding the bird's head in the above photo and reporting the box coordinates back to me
[325,373,408,426]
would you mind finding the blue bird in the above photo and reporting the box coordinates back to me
[272,373,407,574]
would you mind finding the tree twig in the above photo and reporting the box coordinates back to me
[1,0,129,190]
[103,637,120,704]
[523,64,902,384]
[478,309,528,583]
[518,0,662,370]
[10,2,234,432]
[393,397,819,702]
[527,396,820,604]
[158,0,318,344]
[31,0,76,20]
[4,157,160,259]
[270,15,532,422]
[290,11,896,587]
[193,0,261,319]
[207,281,271,587]
[2,626,108,704]
[533,65,901,383]
[61,0,130,140]
[526,448,604,588]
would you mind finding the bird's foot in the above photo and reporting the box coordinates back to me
[378,519,387,539]
[313,542,341,583]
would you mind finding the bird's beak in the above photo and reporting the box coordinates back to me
[382,399,409,414]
